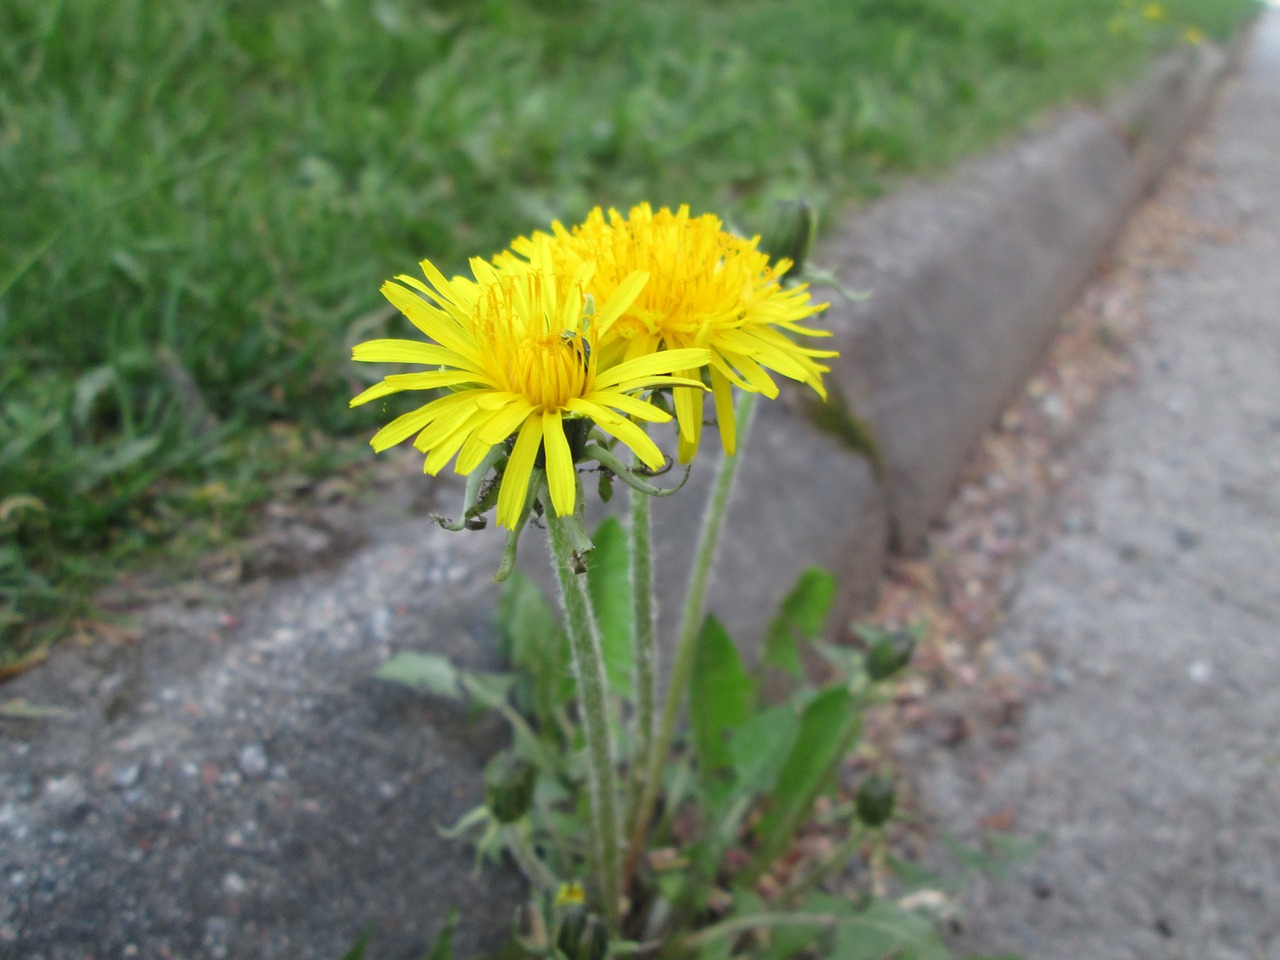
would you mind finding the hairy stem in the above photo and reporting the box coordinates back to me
[625,470,657,839]
[624,391,758,888]
[546,506,622,930]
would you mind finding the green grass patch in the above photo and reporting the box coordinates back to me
[0,0,1259,660]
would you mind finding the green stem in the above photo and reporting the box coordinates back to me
[625,461,657,837]
[545,504,622,930]
[625,392,758,887]
[502,821,559,894]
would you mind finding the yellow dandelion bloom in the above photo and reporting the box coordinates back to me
[351,240,709,528]
[1142,3,1166,22]
[1184,26,1205,45]
[502,204,835,463]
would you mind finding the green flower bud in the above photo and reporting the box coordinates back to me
[865,631,915,681]
[556,903,587,960]
[855,773,897,828]
[556,906,608,960]
[758,198,816,283]
[484,751,537,824]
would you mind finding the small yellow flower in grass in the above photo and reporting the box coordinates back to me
[351,240,709,528]
[1142,3,1166,22]
[502,204,835,463]
[1184,26,1205,45]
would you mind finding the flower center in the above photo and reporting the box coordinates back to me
[512,332,591,409]
[476,274,594,410]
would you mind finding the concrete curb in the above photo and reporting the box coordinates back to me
[649,35,1240,652]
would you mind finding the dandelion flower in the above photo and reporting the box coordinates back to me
[351,241,709,528]
[502,204,835,462]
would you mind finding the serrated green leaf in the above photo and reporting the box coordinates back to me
[757,893,854,960]
[696,936,734,960]
[831,900,950,960]
[728,704,801,798]
[691,614,756,785]
[337,922,375,960]
[424,908,459,960]
[746,684,861,880]
[887,856,951,893]
[762,568,836,679]
[375,652,461,699]
[586,516,633,697]
[496,569,572,722]
[460,671,516,711]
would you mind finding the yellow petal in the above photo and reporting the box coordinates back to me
[611,374,706,393]
[476,398,535,445]
[719,352,780,398]
[381,281,480,364]
[594,348,712,389]
[349,380,401,408]
[395,271,475,325]
[424,408,488,475]
[368,390,483,452]
[369,403,435,453]
[351,339,470,368]
[672,382,703,453]
[350,370,479,407]
[568,401,665,469]
[455,433,494,476]
[497,416,543,529]
[711,369,737,456]
[542,409,576,519]
[593,270,650,332]
[412,397,488,455]
[584,391,670,423]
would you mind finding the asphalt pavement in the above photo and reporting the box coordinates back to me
[922,10,1280,959]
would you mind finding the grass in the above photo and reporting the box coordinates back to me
[0,0,1259,661]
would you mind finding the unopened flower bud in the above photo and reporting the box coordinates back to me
[855,773,897,828]
[758,198,816,283]
[556,902,586,959]
[865,631,915,681]
[577,915,609,960]
[556,903,608,960]
[484,751,536,824]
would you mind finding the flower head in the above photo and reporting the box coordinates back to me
[502,204,835,462]
[351,240,708,528]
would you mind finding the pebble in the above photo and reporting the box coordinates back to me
[1174,526,1201,550]
[112,764,143,790]
[203,916,234,959]
[1188,660,1213,684]
[237,743,269,779]
[42,775,86,811]
[222,871,248,896]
